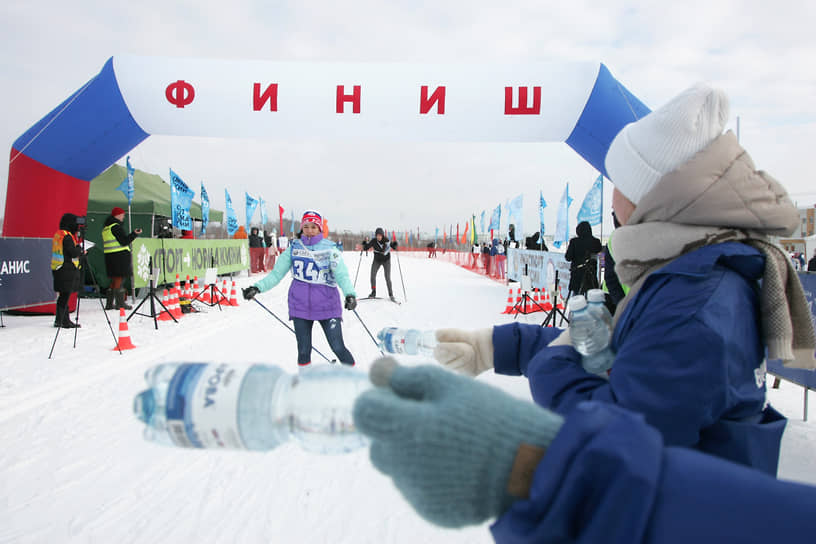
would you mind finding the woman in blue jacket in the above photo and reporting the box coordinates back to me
[432,84,815,477]
[242,210,357,367]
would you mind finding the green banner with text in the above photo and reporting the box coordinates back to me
[130,239,249,288]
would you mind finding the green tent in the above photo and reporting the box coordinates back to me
[83,164,224,289]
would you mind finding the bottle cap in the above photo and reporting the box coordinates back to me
[567,295,587,312]
[586,289,606,303]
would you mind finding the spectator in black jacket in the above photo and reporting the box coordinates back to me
[363,228,398,301]
[51,213,84,328]
[565,220,602,296]
[808,249,816,272]
[525,231,548,251]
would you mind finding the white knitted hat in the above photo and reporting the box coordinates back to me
[605,83,730,205]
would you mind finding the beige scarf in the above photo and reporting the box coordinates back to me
[611,223,815,369]
[609,131,815,369]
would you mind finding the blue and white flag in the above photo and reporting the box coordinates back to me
[552,183,573,249]
[224,189,239,237]
[576,174,603,226]
[169,169,195,230]
[290,209,295,233]
[116,156,135,205]
[200,182,210,235]
[539,191,548,235]
[245,192,259,228]
[480,210,486,234]
[508,193,523,240]
[435,227,439,245]
[488,204,501,232]
[259,197,268,227]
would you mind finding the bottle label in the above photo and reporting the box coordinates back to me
[165,363,250,449]
[382,328,406,354]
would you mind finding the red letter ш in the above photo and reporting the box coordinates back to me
[336,85,361,114]
[504,86,542,115]
[420,85,446,114]
[253,83,278,111]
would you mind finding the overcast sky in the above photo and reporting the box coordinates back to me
[2,1,815,238]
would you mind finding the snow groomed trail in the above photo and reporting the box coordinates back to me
[1,252,813,543]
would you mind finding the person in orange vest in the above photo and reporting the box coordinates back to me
[51,213,84,328]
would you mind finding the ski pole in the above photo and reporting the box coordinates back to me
[352,308,383,355]
[353,249,363,289]
[252,298,333,363]
[395,251,407,302]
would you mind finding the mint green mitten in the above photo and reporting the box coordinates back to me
[353,358,564,528]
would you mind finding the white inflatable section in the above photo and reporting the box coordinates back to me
[112,56,600,142]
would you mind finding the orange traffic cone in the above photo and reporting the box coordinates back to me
[174,274,181,294]
[171,288,183,319]
[502,286,520,314]
[113,308,136,350]
[185,275,191,298]
[541,288,553,311]
[219,279,229,304]
[229,281,240,306]
[158,289,173,321]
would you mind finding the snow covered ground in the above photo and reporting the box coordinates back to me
[1,252,814,543]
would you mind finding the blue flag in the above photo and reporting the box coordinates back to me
[290,209,295,233]
[488,204,501,231]
[435,227,439,245]
[116,156,135,205]
[508,194,523,240]
[259,197,268,227]
[224,189,239,237]
[552,183,573,249]
[169,169,195,230]
[539,191,548,235]
[200,182,210,235]
[576,174,604,226]
[480,210,486,234]
[245,192,259,228]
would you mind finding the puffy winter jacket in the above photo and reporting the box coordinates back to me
[253,233,355,321]
[493,241,785,475]
[491,402,816,544]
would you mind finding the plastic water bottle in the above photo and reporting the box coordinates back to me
[586,289,614,331]
[377,327,437,356]
[567,295,615,376]
[133,363,370,454]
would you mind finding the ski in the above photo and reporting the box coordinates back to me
[360,296,402,305]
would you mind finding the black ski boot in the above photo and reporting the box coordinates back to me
[105,289,115,310]
[368,289,376,299]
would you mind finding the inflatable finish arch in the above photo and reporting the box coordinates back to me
[4,56,649,237]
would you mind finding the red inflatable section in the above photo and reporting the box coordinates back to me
[5,149,90,237]
[4,149,90,313]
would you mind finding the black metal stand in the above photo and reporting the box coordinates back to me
[49,233,120,358]
[542,272,569,328]
[191,282,227,311]
[128,256,177,329]
[511,290,547,320]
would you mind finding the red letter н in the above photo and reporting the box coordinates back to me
[336,85,361,114]
[504,86,542,115]
[253,83,278,111]
[420,85,446,114]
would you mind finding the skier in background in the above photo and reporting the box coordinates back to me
[363,228,398,302]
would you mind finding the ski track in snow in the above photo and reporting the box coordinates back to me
[1,252,813,543]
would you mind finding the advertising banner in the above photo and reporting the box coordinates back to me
[130,238,249,288]
[0,237,55,310]
[506,248,572,300]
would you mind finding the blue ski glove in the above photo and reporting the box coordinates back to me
[353,358,564,528]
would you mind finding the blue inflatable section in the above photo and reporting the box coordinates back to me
[566,64,651,178]
[12,57,148,181]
